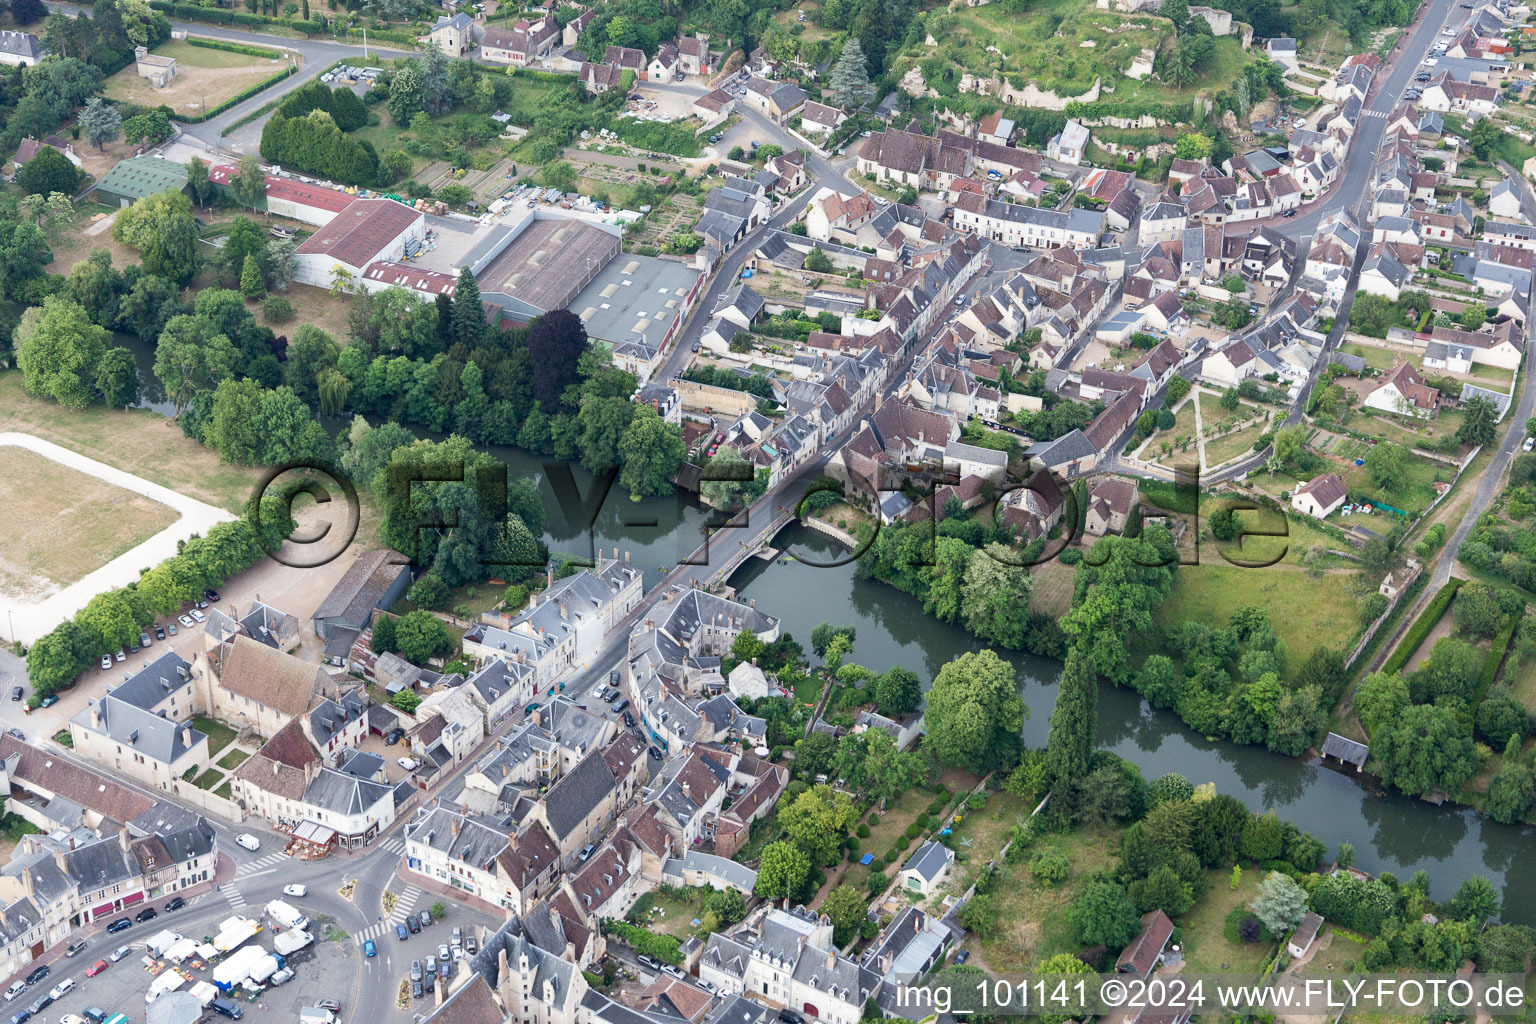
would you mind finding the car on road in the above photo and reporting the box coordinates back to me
[579,844,595,862]
[22,969,47,988]
[398,757,420,772]
[134,907,157,923]
[283,885,307,898]
[235,833,260,852]
[154,626,166,641]
[24,997,48,1017]
[622,711,636,728]
[637,955,661,971]
[363,940,376,958]
[1,985,23,1005]
[396,924,409,941]
[108,947,132,963]
[106,918,131,934]
[84,962,108,979]
[1282,209,1296,218]
[406,914,420,935]
[10,1009,31,1024]
[177,615,194,628]
[100,655,113,671]
[315,1002,340,1014]
[165,897,185,912]
[9,687,21,701]
[46,980,74,1001]
[38,695,57,708]
[648,746,663,760]
[65,942,87,957]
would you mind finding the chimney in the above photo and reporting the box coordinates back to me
[827,949,836,970]
[451,817,461,837]
[546,563,554,588]
[559,602,569,621]
[119,826,131,853]
[90,700,101,730]
[749,599,755,609]
[181,725,192,748]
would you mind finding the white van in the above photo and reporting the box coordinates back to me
[235,834,260,852]
[4,982,26,1002]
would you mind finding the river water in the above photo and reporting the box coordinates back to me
[115,337,1536,921]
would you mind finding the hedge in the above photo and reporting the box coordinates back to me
[177,65,297,124]
[220,98,279,136]
[1474,601,1524,710]
[185,35,284,57]
[147,1,418,44]
[601,919,682,965]
[1381,577,1466,676]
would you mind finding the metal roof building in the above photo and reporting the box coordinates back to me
[93,155,189,207]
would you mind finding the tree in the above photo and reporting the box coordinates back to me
[1148,772,1193,806]
[1044,648,1097,788]
[829,36,875,109]
[1372,704,1479,798]
[240,253,266,300]
[755,841,812,900]
[837,729,925,803]
[779,784,860,865]
[1209,506,1242,541]
[187,156,215,209]
[1273,425,1307,467]
[811,622,857,657]
[1486,759,1535,824]
[1458,395,1497,448]
[371,613,398,653]
[701,446,754,510]
[395,609,455,663]
[1174,131,1210,160]
[703,889,747,928]
[526,309,589,413]
[804,248,834,273]
[1249,871,1307,934]
[1445,876,1500,925]
[113,191,201,285]
[11,0,47,23]
[1468,115,1502,160]
[616,406,684,500]
[1454,582,1506,638]
[95,346,139,409]
[1364,440,1408,491]
[153,315,237,416]
[924,649,1027,772]
[1068,878,1140,948]
[20,146,81,197]
[959,893,999,940]
[229,155,267,210]
[873,665,922,717]
[822,886,869,946]
[78,97,122,150]
[793,732,838,781]
[408,573,451,611]
[14,295,108,408]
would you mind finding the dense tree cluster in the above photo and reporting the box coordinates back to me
[278,79,368,130]
[260,108,380,186]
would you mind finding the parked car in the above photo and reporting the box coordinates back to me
[315,1002,340,1014]
[81,1009,106,1024]
[283,884,307,897]
[108,946,132,963]
[438,944,450,962]
[411,961,423,982]
[437,961,450,979]
[398,757,420,772]
[154,626,166,641]
[46,980,74,1001]
[189,609,207,624]
[3,730,20,742]
[637,955,661,971]
[953,949,970,964]
[384,729,405,746]
[210,998,243,1020]
[177,615,194,628]
[2,985,23,1005]
[648,746,664,760]
[9,687,21,701]
[166,623,177,636]
[135,907,157,923]
[622,711,635,728]
[235,833,260,852]
[579,844,595,862]
[425,956,437,974]
[662,964,686,980]
[10,1009,32,1024]
[411,979,424,1000]
[38,695,57,708]
[84,962,108,979]
[105,918,131,934]
[270,967,295,986]
[396,924,409,941]
[22,969,47,988]
[203,589,221,603]
[100,655,112,671]
[406,915,421,935]
[25,997,48,1016]
[165,897,186,912]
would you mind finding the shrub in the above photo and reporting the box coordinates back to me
[868,858,885,873]
[927,799,946,814]
[856,823,871,839]
[1031,848,1070,886]
[867,813,880,827]
[884,848,899,863]
[1060,549,1083,565]
[261,296,295,323]
[904,823,922,839]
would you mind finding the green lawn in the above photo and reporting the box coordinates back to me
[1178,868,1276,976]
[976,827,1119,972]
[0,813,41,846]
[1198,392,1240,429]
[1338,453,1448,517]
[1204,421,1271,466]
[1340,342,1401,371]
[192,716,238,756]
[841,787,934,893]
[192,768,224,790]
[217,749,250,771]
[1150,564,1360,677]
[944,790,1032,896]
[214,781,233,799]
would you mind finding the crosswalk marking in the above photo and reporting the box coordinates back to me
[1361,109,1387,120]
[377,837,407,856]
[355,884,426,944]
[223,885,247,910]
[235,852,291,877]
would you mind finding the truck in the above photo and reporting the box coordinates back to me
[264,901,307,932]
[272,929,314,957]
[145,970,189,1004]
[189,982,219,1008]
[247,952,284,986]
[211,947,271,993]
[146,930,183,957]
[213,917,263,954]
[299,1008,336,1024]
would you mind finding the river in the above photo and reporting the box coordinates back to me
[114,336,1536,922]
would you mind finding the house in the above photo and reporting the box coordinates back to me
[0,30,43,67]
[1365,362,1440,418]
[1291,473,1347,519]
[1116,910,1175,977]
[712,283,765,331]
[1321,731,1369,770]
[205,634,332,738]
[1420,73,1498,114]
[1288,911,1325,959]
[68,653,209,791]
[799,101,845,136]
[1047,119,1090,165]
[1139,194,1188,245]
[427,13,474,56]
[1489,178,1525,221]
[694,89,736,121]
[743,78,807,124]
[312,549,411,640]
[677,34,711,75]
[603,45,645,72]
[1358,246,1412,300]
[1265,36,1298,72]
[562,8,594,46]
[402,803,562,914]
[899,841,954,896]
[699,907,879,1024]
[11,136,83,173]
[132,45,177,87]
[647,44,680,81]
[1085,477,1137,536]
[479,17,558,64]
[578,61,623,94]
[951,192,1102,249]
[977,111,1014,145]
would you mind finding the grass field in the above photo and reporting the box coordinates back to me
[192,715,239,755]
[1150,564,1360,675]
[0,374,260,515]
[1339,342,1404,371]
[217,748,250,770]
[975,826,1119,972]
[1198,392,1240,429]
[103,38,291,114]
[0,446,178,595]
[1338,452,1447,516]
[1178,868,1277,976]
[1204,420,1271,466]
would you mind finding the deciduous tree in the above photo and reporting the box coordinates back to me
[924,649,1027,772]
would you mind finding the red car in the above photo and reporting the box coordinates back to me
[85,960,109,978]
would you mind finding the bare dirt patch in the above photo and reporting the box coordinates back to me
[103,38,292,116]
[0,446,178,598]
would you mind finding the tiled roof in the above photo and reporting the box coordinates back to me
[295,199,420,268]
[218,635,323,719]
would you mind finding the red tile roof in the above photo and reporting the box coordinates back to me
[296,198,421,267]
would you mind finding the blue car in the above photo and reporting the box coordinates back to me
[396,924,409,941]
[363,940,376,958]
